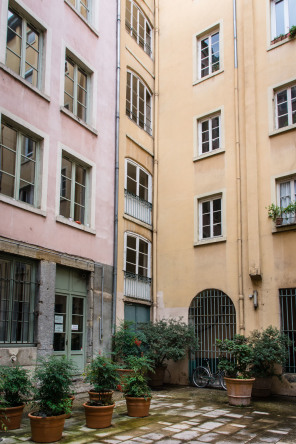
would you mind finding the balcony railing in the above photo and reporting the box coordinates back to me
[124,271,152,301]
[124,190,152,225]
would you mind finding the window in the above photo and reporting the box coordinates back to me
[68,0,90,20]
[0,256,37,344]
[59,154,89,225]
[125,159,152,224]
[125,0,152,57]
[271,0,296,40]
[198,114,220,155]
[280,288,296,372]
[275,85,296,129]
[0,121,39,206]
[198,30,220,78]
[6,8,41,88]
[126,71,152,135]
[277,176,296,224]
[199,196,222,240]
[64,56,88,122]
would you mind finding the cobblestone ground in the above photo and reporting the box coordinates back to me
[2,386,296,444]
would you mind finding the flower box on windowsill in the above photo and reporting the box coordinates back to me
[271,33,288,44]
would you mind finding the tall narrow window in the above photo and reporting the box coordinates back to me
[64,57,88,123]
[271,0,296,40]
[68,0,91,21]
[6,8,41,88]
[126,72,152,135]
[60,155,88,225]
[277,177,296,224]
[0,121,39,206]
[198,114,220,154]
[199,31,220,78]
[275,85,296,129]
[125,160,152,224]
[199,196,222,240]
[125,0,152,57]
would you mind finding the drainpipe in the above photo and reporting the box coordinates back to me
[112,0,121,333]
[152,0,159,321]
[233,0,245,333]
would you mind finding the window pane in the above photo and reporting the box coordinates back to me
[127,235,137,249]
[126,0,131,30]
[275,0,285,35]
[80,0,89,19]
[77,103,87,121]
[203,225,211,238]
[289,0,296,27]
[60,199,71,219]
[74,203,85,224]
[75,165,86,186]
[7,10,22,56]
[213,223,222,237]
[19,182,34,204]
[213,198,221,211]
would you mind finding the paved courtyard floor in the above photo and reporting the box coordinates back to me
[2,386,296,444]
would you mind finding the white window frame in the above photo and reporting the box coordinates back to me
[64,56,89,124]
[194,191,226,245]
[125,0,153,57]
[274,84,296,129]
[270,0,296,40]
[66,0,91,22]
[276,175,296,224]
[126,71,152,135]
[123,232,151,278]
[198,113,221,156]
[125,159,152,203]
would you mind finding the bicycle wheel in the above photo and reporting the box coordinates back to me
[192,367,210,388]
[219,371,227,390]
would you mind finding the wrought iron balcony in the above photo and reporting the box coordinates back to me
[124,271,152,301]
[124,190,152,225]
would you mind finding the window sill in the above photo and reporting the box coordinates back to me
[123,214,152,230]
[272,221,296,234]
[0,195,46,216]
[56,215,96,234]
[193,69,224,86]
[194,236,226,247]
[269,123,296,137]
[64,0,99,37]
[193,148,225,162]
[60,107,98,135]
[267,35,293,51]
[0,63,50,102]
[126,115,153,138]
[123,296,152,306]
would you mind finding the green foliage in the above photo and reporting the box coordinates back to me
[283,201,296,215]
[289,25,296,39]
[0,365,32,407]
[249,326,290,378]
[267,204,282,221]
[112,321,146,366]
[123,356,153,399]
[84,354,119,394]
[217,335,254,379]
[139,318,199,368]
[32,355,77,417]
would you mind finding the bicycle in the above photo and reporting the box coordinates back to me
[192,358,227,390]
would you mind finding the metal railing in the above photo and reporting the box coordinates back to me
[124,271,151,301]
[280,288,296,373]
[124,190,152,225]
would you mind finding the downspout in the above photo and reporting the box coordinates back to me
[112,0,121,333]
[152,0,159,321]
[233,0,245,333]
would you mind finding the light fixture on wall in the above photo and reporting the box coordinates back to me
[249,290,258,309]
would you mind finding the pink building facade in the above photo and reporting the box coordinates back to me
[0,0,117,372]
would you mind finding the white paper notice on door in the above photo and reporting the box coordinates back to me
[55,324,63,333]
[72,325,79,331]
[55,315,63,324]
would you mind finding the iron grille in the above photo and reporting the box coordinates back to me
[280,288,296,373]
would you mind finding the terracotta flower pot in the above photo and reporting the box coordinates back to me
[125,396,151,417]
[88,390,113,404]
[0,404,25,430]
[224,377,255,406]
[83,402,115,428]
[28,412,67,443]
[252,377,272,398]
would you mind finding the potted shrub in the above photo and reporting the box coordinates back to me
[249,326,290,397]
[217,335,255,406]
[139,318,198,387]
[83,354,118,428]
[267,203,283,226]
[123,356,153,417]
[0,365,31,430]
[29,355,77,443]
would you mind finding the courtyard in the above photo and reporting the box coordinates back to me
[2,386,296,444]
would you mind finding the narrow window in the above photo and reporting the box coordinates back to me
[64,57,88,123]
[277,177,296,224]
[125,0,152,57]
[125,160,152,224]
[126,72,152,135]
[275,85,296,129]
[199,114,220,154]
[199,197,222,240]
[199,31,220,78]
[68,0,90,21]
[271,0,296,40]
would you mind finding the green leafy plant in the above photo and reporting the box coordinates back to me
[289,25,296,39]
[249,326,291,378]
[217,335,254,379]
[139,318,199,369]
[112,321,146,366]
[84,354,119,404]
[0,365,32,407]
[32,355,77,417]
[123,356,153,399]
[267,203,282,221]
[283,201,296,216]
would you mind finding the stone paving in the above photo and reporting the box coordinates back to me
[2,386,296,444]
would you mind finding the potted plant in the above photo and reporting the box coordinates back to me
[249,326,290,397]
[289,25,296,39]
[283,201,296,224]
[267,203,283,226]
[139,318,198,387]
[217,335,255,406]
[83,354,118,429]
[0,365,31,430]
[123,356,153,417]
[29,355,77,443]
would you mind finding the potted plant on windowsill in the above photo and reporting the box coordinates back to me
[283,201,296,224]
[249,326,290,398]
[288,25,296,39]
[267,203,283,226]
[217,335,255,406]
[29,355,77,443]
[0,365,32,430]
[83,354,119,429]
[123,356,153,417]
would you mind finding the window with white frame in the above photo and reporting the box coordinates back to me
[275,84,296,129]
[125,159,152,224]
[199,196,222,240]
[6,7,42,89]
[0,120,40,207]
[125,0,152,57]
[198,113,220,155]
[59,154,89,225]
[126,71,152,135]
[64,56,89,123]
[271,0,296,40]
[277,176,296,224]
[68,0,91,21]
[198,29,220,79]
